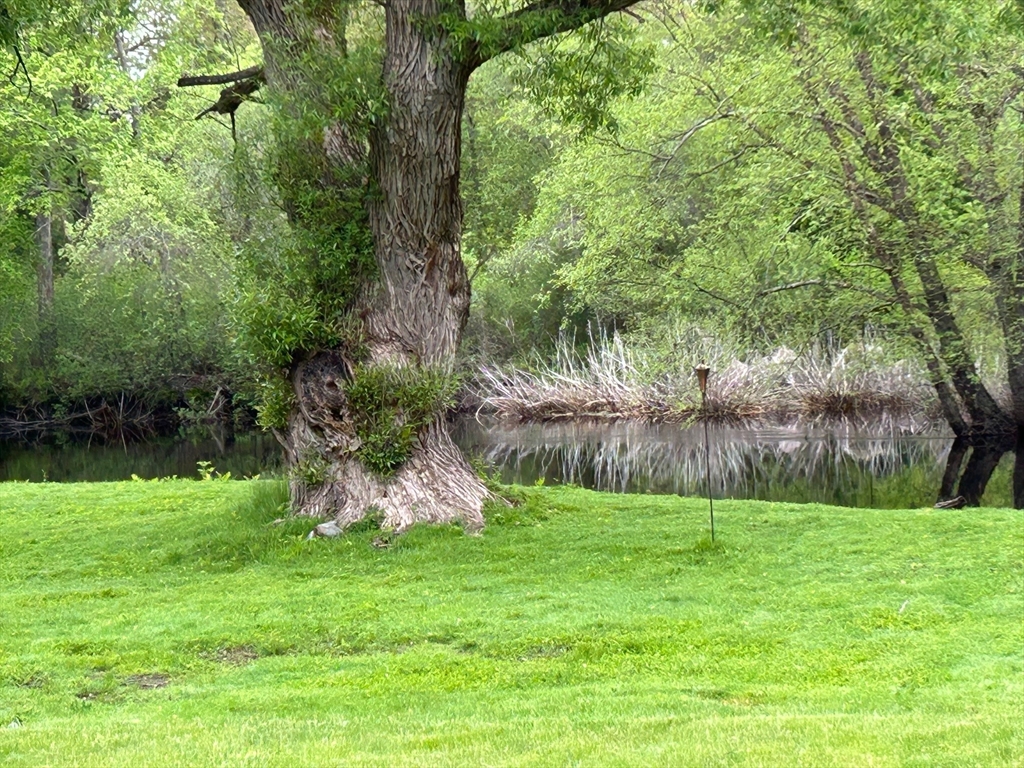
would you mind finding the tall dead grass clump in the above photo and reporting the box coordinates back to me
[788,345,929,419]
[471,333,934,425]
[474,334,660,422]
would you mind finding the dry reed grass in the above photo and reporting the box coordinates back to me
[470,333,933,425]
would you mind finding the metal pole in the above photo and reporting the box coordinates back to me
[702,389,714,541]
[694,365,714,541]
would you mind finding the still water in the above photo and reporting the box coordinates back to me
[454,420,1016,509]
[0,432,282,483]
[0,419,1014,508]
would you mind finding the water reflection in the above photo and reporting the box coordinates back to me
[454,419,1015,509]
[0,431,281,483]
[0,419,1014,508]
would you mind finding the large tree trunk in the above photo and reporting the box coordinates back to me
[955,442,1007,507]
[937,436,968,502]
[346,0,484,528]
[244,0,487,531]
[276,347,487,531]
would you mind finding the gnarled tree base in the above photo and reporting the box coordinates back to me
[296,422,486,532]
[274,352,488,534]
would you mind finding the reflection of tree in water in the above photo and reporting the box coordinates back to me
[938,435,1018,507]
[455,419,998,508]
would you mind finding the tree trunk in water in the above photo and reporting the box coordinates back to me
[937,436,968,502]
[956,443,1007,507]
[913,253,1010,435]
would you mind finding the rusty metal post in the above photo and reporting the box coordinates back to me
[694,365,714,541]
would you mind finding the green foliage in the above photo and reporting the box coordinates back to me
[0,216,32,367]
[290,448,329,487]
[343,365,458,476]
[253,374,294,430]
[462,65,561,277]
[461,61,596,362]
[285,4,387,134]
[231,175,375,424]
[507,18,656,136]
[1,0,1018,430]
[195,460,231,481]
[227,13,382,417]
[465,0,1024,410]
[0,0,262,406]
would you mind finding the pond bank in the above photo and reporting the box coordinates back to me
[455,419,1015,509]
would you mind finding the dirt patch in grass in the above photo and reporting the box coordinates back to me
[211,646,261,666]
[123,673,170,689]
[15,673,46,689]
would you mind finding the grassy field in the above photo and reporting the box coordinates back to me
[0,480,1021,767]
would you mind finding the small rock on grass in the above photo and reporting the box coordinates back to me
[308,520,343,539]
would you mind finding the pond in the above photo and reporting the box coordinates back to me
[0,418,1015,508]
[453,419,1014,509]
[0,431,282,483]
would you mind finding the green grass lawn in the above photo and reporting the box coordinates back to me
[0,480,1021,767]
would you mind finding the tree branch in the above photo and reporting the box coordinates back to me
[7,44,31,94]
[759,279,826,295]
[759,279,893,304]
[177,66,264,88]
[178,69,266,122]
[655,113,735,179]
[465,0,641,70]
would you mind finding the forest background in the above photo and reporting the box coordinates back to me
[1,0,1021,454]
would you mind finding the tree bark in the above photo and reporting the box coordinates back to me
[911,251,1010,434]
[937,436,968,502]
[34,210,53,320]
[956,443,1006,507]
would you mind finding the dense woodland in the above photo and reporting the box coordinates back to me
[1,0,1022,511]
